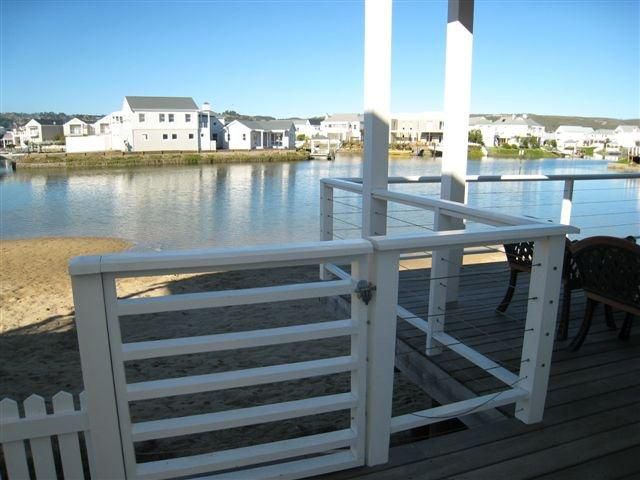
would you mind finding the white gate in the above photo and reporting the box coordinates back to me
[69,240,372,479]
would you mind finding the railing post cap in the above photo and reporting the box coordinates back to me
[68,255,102,276]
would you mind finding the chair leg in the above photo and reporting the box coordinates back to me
[557,286,572,341]
[497,269,518,313]
[570,298,597,351]
[619,313,634,340]
[604,305,616,330]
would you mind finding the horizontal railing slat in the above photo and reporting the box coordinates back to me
[433,332,519,386]
[122,320,356,361]
[194,451,358,480]
[127,356,356,401]
[0,409,89,443]
[369,223,578,253]
[118,279,353,316]
[135,429,356,480]
[390,388,528,433]
[69,239,372,276]
[131,393,357,442]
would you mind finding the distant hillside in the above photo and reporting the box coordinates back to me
[476,113,640,132]
[217,110,275,122]
[0,112,103,129]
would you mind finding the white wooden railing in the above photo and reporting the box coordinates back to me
[321,177,578,464]
[322,173,640,242]
[62,240,372,480]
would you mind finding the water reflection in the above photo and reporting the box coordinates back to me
[0,156,637,249]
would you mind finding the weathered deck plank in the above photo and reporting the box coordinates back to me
[320,261,640,480]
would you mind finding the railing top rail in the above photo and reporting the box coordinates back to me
[334,172,640,185]
[369,223,578,253]
[373,189,541,227]
[69,239,372,276]
[320,178,364,193]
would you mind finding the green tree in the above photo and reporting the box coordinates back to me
[468,129,483,145]
[296,133,307,141]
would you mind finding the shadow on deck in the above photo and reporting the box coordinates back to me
[324,261,640,479]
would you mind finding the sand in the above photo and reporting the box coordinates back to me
[1,236,444,463]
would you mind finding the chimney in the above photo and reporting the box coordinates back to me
[202,102,211,112]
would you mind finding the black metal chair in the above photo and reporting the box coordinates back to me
[568,236,640,351]
[497,239,582,340]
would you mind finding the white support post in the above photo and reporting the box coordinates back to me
[70,272,127,479]
[426,242,448,356]
[320,181,334,280]
[560,179,574,225]
[350,256,369,465]
[362,0,392,238]
[439,0,474,302]
[365,251,400,466]
[515,234,565,424]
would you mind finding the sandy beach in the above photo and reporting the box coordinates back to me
[1,236,442,462]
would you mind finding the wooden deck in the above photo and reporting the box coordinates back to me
[324,261,640,479]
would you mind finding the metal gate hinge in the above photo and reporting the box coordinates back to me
[355,280,376,305]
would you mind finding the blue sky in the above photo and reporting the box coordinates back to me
[1,0,639,118]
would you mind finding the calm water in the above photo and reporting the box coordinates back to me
[1,155,638,250]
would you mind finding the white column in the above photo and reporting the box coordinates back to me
[438,0,474,302]
[70,271,126,479]
[362,0,392,238]
[560,179,574,225]
[365,250,400,466]
[516,234,565,423]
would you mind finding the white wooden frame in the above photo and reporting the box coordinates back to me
[69,239,373,480]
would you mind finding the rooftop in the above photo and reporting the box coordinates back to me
[125,96,199,111]
[323,113,364,123]
[235,119,295,130]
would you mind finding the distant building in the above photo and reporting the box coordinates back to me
[285,119,321,139]
[488,115,544,146]
[320,113,364,141]
[614,125,640,148]
[65,96,222,153]
[554,125,594,149]
[390,112,444,143]
[1,131,14,149]
[224,119,296,150]
[20,118,63,145]
[63,117,94,137]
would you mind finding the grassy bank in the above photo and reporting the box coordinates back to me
[17,150,312,169]
[487,147,557,159]
[468,146,484,159]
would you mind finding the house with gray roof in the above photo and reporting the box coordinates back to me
[614,124,640,148]
[65,96,220,153]
[224,119,296,150]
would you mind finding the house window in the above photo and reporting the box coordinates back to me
[172,133,177,139]
[70,125,81,135]
[139,113,145,122]
[159,114,165,122]
[169,114,174,122]
[142,134,148,140]
[185,114,191,122]
[200,116,208,128]
[162,134,168,140]
[189,133,194,139]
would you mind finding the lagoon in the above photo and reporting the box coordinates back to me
[1,155,638,250]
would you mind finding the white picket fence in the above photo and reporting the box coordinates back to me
[0,392,90,479]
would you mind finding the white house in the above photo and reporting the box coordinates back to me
[554,125,594,149]
[489,115,544,146]
[119,96,200,152]
[320,113,364,141]
[468,116,494,145]
[198,102,226,151]
[63,117,94,137]
[21,119,63,145]
[614,125,640,148]
[286,119,321,139]
[225,120,296,150]
[65,96,209,153]
[390,112,444,143]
